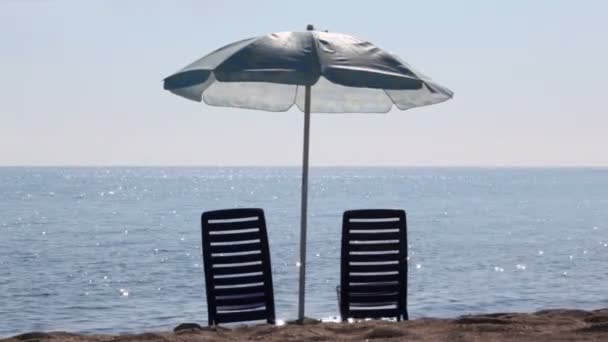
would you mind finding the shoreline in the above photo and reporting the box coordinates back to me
[3,308,608,341]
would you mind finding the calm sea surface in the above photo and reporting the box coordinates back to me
[1,167,607,336]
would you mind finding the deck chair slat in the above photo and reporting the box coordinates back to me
[212,253,262,265]
[349,309,401,319]
[348,232,401,241]
[349,298,399,305]
[202,208,275,326]
[348,221,401,230]
[348,283,400,294]
[215,309,269,324]
[216,294,266,307]
[205,220,261,232]
[203,208,263,221]
[347,253,400,262]
[212,263,264,276]
[209,241,262,254]
[348,242,400,252]
[213,274,265,286]
[349,264,399,273]
[213,284,266,297]
[207,231,261,243]
[346,209,404,219]
[348,275,395,284]
[349,273,400,283]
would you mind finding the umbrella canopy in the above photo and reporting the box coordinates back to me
[164,25,452,322]
[164,28,452,112]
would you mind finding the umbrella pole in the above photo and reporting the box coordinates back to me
[297,85,312,323]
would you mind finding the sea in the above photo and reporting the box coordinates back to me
[1,167,607,336]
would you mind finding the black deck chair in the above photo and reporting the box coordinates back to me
[201,208,275,326]
[338,209,408,321]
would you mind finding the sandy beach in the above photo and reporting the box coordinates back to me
[3,308,608,341]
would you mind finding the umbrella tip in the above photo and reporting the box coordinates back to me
[306,24,314,31]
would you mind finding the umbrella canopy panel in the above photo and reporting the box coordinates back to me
[164,31,453,113]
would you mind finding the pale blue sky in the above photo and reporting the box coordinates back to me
[1,0,607,166]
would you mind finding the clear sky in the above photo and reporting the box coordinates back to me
[1,0,607,166]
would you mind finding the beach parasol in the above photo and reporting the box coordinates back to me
[163,25,453,322]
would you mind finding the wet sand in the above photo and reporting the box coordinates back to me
[3,309,608,341]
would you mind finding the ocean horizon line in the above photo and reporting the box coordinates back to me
[1,164,607,169]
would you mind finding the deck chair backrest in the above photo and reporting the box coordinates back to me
[201,208,275,325]
[340,209,408,321]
